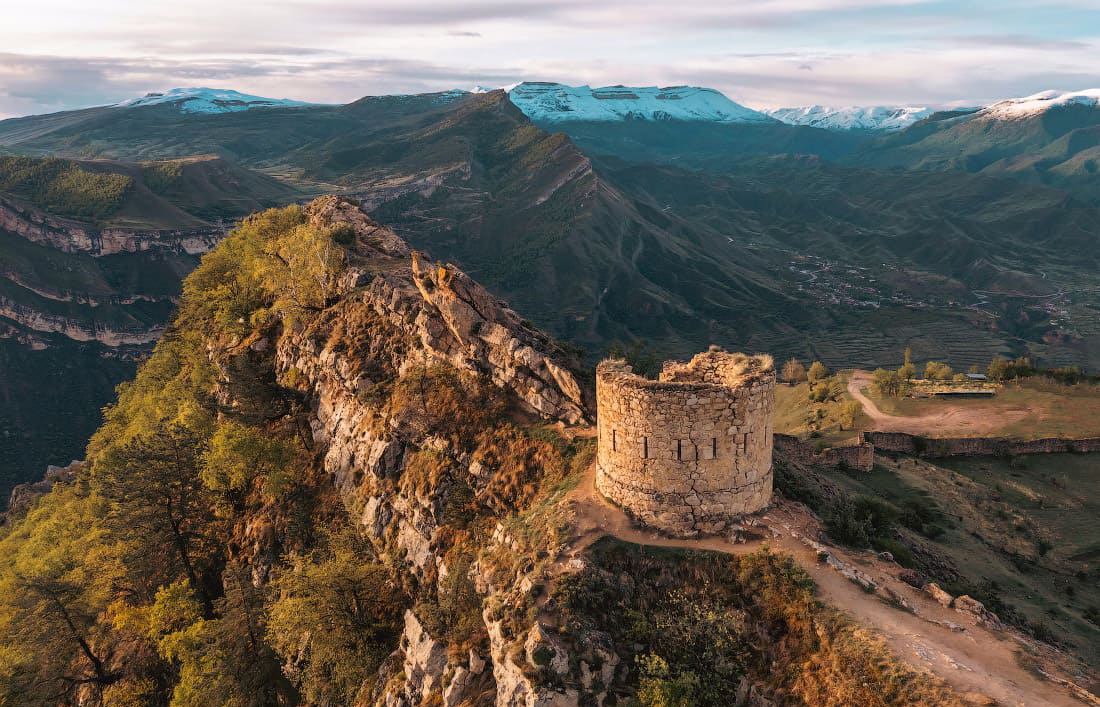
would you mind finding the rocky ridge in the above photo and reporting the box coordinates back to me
[264,197,595,706]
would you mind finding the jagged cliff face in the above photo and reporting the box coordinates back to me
[251,198,598,706]
[0,194,223,256]
[0,191,244,499]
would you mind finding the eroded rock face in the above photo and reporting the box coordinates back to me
[400,611,449,702]
[2,461,80,523]
[0,194,222,256]
[271,198,598,706]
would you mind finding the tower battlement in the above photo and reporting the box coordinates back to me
[595,350,776,536]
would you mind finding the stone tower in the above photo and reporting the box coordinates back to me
[595,349,776,536]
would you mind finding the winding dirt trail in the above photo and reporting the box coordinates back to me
[565,465,1096,707]
[847,371,1030,436]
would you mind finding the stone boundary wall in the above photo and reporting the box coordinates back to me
[773,433,874,472]
[595,352,775,537]
[860,431,1100,458]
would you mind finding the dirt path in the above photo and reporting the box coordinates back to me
[847,371,1030,436]
[566,465,1095,707]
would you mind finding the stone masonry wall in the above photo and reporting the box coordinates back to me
[772,434,875,472]
[595,351,776,537]
[861,431,1100,458]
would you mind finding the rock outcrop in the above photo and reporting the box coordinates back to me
[1,461,80,522]
[268,198,595,706]
[0,194,223,256]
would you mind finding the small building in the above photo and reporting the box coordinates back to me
[931,389,995,398]
[966,373,987,381]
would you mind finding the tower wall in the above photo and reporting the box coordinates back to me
[595,351,775,536]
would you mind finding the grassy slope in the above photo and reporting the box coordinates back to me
[865,378,1100,439]
[832,452,1100,670]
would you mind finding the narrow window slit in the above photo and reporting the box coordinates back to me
[712,438,717,458]
[643,436,649,459]
[612,429,617,451]
[676,439,682,461]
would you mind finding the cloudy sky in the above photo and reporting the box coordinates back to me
[1,0,1099,118]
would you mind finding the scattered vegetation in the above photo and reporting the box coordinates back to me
[557,541,967,707]
[0,156,133,221]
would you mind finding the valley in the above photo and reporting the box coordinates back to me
[4,84,1100,498]
[4,0,1100,704]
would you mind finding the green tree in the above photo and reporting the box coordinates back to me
[247,211,346,321]
[200,420,302,502]
[0,488,119,705]
[807,361,830,383]
[808,382,832,403]
[781,358,807,386]
[95,428,221,617]
[636,654,700,707]
[924,361,953,381]
[267,529,406,705]
[898,362,916,383]
[840,401,863,430]
[158,567,292,707]
[870,368,904,398]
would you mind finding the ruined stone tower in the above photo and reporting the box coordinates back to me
[595,349,776,536]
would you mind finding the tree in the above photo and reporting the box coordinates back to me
[807,361,830,383]
[267,529,406,705]
[840,401,863,430]
[157,567,293,707]
[924,361,953,381]
[903,347,913,367]
[200,419,302,502]
[808,382,832,403]
[636,654,700,707]
[95,427,221,617]
[870,368,904,398]
[898,363,916,383]
[0,488,119,706]
[781,358,807,386]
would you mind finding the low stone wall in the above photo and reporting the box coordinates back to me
[773,434,874,472]
[860,431,1100,458]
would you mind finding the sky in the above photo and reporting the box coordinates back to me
[1,0,1099,119]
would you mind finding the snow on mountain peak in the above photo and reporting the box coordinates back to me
[763,105,934,132]
[978,89,1100,120]
[508,82,774,124]
[115,88,313,114]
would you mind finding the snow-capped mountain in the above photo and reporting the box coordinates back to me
[115,87,313,114]
[976,89,1100,120]
[508,82,774,123]
[764,105,934,132]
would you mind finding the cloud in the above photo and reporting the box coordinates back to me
[1,0,1099,117]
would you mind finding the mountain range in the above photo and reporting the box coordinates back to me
[2,81,1100,495]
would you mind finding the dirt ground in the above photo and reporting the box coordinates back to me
[847,371,1031,436]
[563,464,1098,707]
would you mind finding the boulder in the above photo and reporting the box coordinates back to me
[923,582,954,608]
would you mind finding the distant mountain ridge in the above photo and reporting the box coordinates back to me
[977,89,1100,120]
[508,81,774,123]
[764,105,935,132]
[114,87,315,114]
